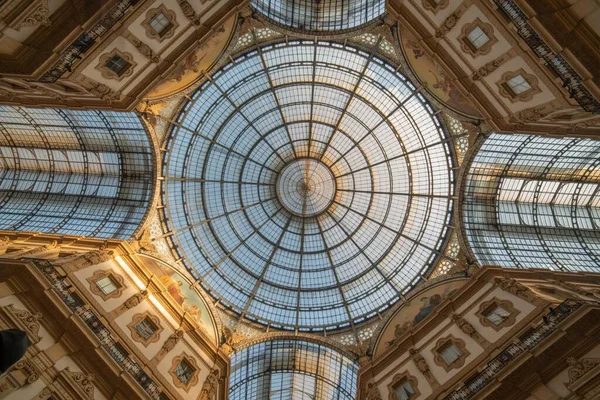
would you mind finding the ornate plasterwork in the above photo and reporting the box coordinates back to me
[476,298,520,331]
[422,0,450,14]
[1,304,42,343]
[452,314,489,346]
[86,269,126,301]
[64,369,95,399]
[127,311,163,347]
[409,348,439,388]
[388,371,420,400]
[497,69,541,103]
[459,18,498,57]
[567,357,600,384]
[494,276,536,302]
[9,0,51,30]
[142,4,178,42]
[95,49,136,81]
[432,335,470,372]
[200,368,221,400]
[169,353,200,392]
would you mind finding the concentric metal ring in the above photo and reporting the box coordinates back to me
[276,159,336,217]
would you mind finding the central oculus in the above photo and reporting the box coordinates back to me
[276,159,336,217]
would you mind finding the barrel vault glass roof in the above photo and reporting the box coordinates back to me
[161,40,454,331]
[250,0,385,32]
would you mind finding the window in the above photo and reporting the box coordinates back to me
[483,303,511,325]
[143,5,178,42]
[439,342,462,365]
[175,359,195,384]
[394,379,415,400]
[87,270,126,300]
[95,275,119,295]
[477,298,520,330]
[135,317,158,340]
[467,26,489,49]
[506,74,532,95]
[104,55,130,77]
[459,19,497,56]
[498,70,541,102]
[170,354,199,391]
[150,12,172,36]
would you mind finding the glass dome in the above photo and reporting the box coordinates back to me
[161,40,454,331]
[250,0,385,33]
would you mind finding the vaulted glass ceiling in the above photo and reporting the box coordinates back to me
[161,40,454,331]
[251,0,385,32]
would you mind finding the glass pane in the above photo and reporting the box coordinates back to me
[467,26,489,49]
[440,343,461,364]
[135,318,157,339]
[96,276,118,294]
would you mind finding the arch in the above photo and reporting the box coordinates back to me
[229,338,359,399]
[461,132,600,271]
[0,106,154,239]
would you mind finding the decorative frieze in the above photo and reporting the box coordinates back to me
[409,348,439,388]
[567,357,600,384]
[452,314,490,346]
[124,31,159,63]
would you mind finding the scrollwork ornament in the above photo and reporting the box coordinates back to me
[567,357,600,383]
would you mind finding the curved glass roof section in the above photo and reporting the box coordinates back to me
[0,106,153,239]
[162,40,454,331]
[464,133,600,271]
[251,0,384,32]
[230,339,358,399]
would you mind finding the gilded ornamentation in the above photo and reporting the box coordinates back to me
[66,369,95,398]
[567,357,600,384]
[15,358,40,384]
[159,330,184,357]
[8,305,42,342]
[123,290,149,310]
[200,368,220,400]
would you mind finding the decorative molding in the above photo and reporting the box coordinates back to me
[362,382,382,400]
[497,69,541,103]
[422,0,450,14]
[409,348,439,388]
[1,304,42,343]
[9,0,51,31]
[124,31,159,63]
[432,335,470,372]
[142,4,179,43]
[55,249,114,271]
[458,18,497,57]
[475,298,520,331]
[200,368,220,400]
[451,314,490,346]
[494,276,536,302]
[127,310,163,347]
[156,330,184,362]
[435,4,468,38]
[115,290,149,316]
[169,353,200,392]
[567,357,600,384]
[177,0,200,25]
[388,371,420,400]
[64,369,95,399]
[74,76,122,104]
[86,269,126,301]
[95,48,136,82]
[14,358,41,384]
